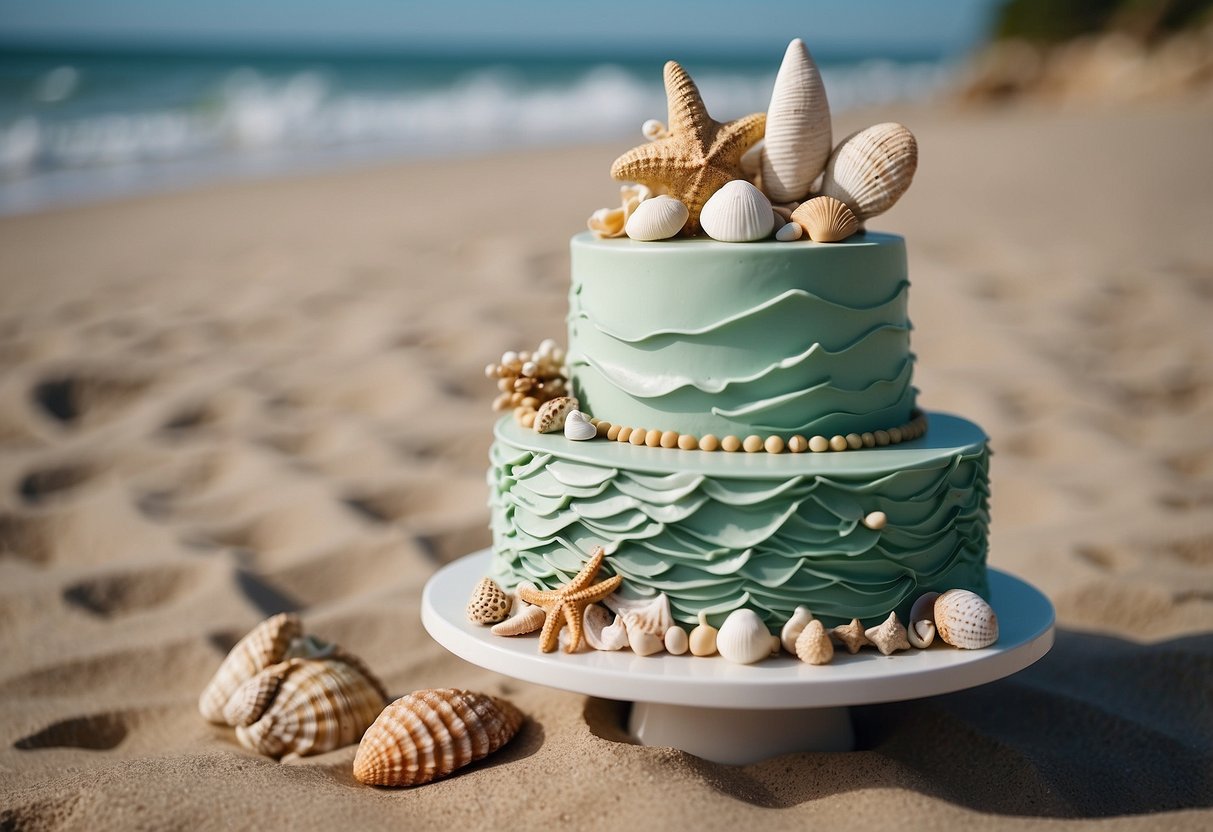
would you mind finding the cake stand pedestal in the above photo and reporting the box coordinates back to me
[421,550,1054,765]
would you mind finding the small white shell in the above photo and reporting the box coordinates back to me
[715,609,772,665]
[794,619,834,665]
[780,606,814,654]
[908,619,936,649]
[699,180,774,243]
[934,589,999,649]
[534,396,579,433]
[583,604,629,651]
[791,196,859,243]
[563,410,597,441]
[625,194,689,241]
[775,221,803,242]
[664,625,689,655]
[642,119,668,141]
[862,511,888,530]
[761,38,832,203]
[819,122,918,221]
[688,611,718,657]
[628,629,665,657]
[605,593,673,636]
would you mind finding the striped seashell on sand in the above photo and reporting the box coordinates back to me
[199,612,302,724]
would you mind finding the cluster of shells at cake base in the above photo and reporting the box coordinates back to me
[486,339,568,416]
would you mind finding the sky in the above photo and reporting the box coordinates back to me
[0,0,1003,56]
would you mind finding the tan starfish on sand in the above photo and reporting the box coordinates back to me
[611,61,766,234]
[830,618,870,654]
[517,546,623,653]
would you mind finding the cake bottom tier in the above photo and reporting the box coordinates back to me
[488,413,990,630]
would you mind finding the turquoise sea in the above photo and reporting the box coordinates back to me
[0,43,962,214]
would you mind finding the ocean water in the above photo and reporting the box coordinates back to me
[0,44,960,214]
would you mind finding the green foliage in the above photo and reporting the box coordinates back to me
[992,0,1213,43]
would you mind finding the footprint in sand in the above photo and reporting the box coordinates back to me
[14,713,128,751]
[30,369,153,427]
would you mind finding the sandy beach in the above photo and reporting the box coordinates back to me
[2,98,1212,829]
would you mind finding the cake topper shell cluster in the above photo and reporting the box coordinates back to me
[591,38,917,244]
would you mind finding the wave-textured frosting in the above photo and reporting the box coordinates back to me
[567,232,917,438]
[488,422,990,630]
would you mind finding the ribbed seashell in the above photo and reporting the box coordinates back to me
[563,410,598,441]
[229,658,389,759]
[490,604,545,637]
[791,196,859,243]
[664,625,689,655]
[466,577,512,625]
[533,396,579,434]
[688,611,718,657]
[819,122,918,221]
[934,589,999,649]
[794,619,834,665]
[353,689,524,787]
[780,606,814,654]
[625,194,689,241]
[199,612,302,724]
[583,604,628,651]
[698,180,774,243]
[605,592,673,636]
[775,221,803,242]
[760,38,832,203]
[716,609,772,665]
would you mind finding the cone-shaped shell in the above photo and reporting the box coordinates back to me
[625,194,689,241]
[780,606,814,654]
[699,180,774,243]
[199,613,302,724]
[232,658,389,759]
[934,589,999,649]
[761,38,831,203]
[794,619,834,665]
[353,689,523,787]
[792,196,859,243]
[466,577,512,625]
[716,608,772,665]
[819,122,918,221]
[534,396,579,434]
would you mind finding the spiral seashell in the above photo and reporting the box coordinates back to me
[819,122,918,221]
[583,604,629,651]
[199,613,302,724]
[791,196,859,243]
[533,396,579,434]
[794,619,834,665]
[625,194,689,241]
[664,625,689,655]
[230,657,389,759]
[605,592,673,636]
[934,589,999,649]
[466,577,512,625]
[780,606,814,654]
[760,38,832,203]
[716,608,772,665]
[353,689,524,787]
[688,611,718,657]
[563,409,598,441]
[699,180,774,243]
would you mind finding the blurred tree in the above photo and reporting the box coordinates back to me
[993,0,1213,43]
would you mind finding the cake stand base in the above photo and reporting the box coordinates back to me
[421,550,1054,765]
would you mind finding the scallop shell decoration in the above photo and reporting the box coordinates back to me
[760,38,832,203]
[625,194,689,241]
[466,577,512,625]
[199,612,302,724]
[934,589,999,649]
[699,180,774,243]
[716,608,772,665]
[819,122,918,221]
[563,410,598,441]
[353,688,524,787]
[534,396,579,434]
[791,196,859,243]
[227,657,389,760]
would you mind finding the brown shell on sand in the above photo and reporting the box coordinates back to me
[353,688,524,787]
[199,612,302,724]
[791,196,859,243]
[228,657,390,760]
[533,396,580,434]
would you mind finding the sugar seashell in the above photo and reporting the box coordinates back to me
[534,396,579,434]
[199,612,302,724]
[864,612,912,656]
[716,608,772,665]
[699,180,774,243]
[466,577,512,625]
[490,604,545,637]
[779,606,814,654]
[819,122,918,221]
[664,625,689,655]
[791,196,859,243]
[775,221,803,242]
[625,194,689,241]
[605,593,673,636]
[353,689,523,787]
[688,611,718,657]
[761,38,832,203]
[583,604,629,651]
[934,589,999,649]
[909,591,939,628]
[231,657,389,760]
[642,119,668,141]
[563,410,598,441]
[587,205,627,239]
[862,510,888,530]
[794,619,834,665]
[740,139,764,180]
[908,619,936,649]
[629,630,665,657]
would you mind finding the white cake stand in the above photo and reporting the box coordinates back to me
[421,549,1054,765]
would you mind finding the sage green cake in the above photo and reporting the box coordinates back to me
[487,232,991,630]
